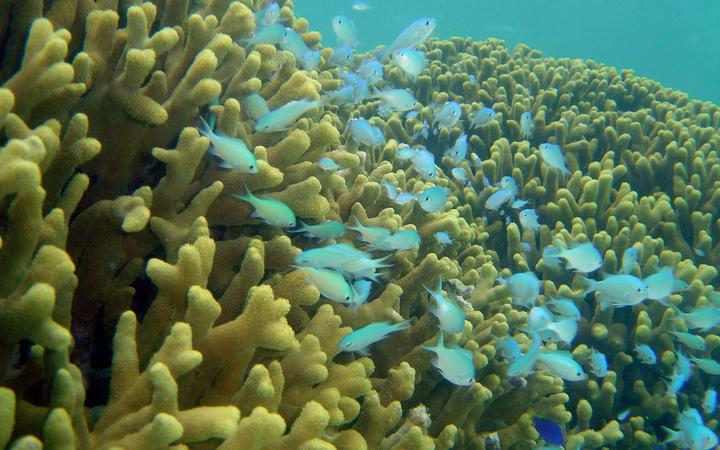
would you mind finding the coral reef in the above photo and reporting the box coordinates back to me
[0,1,718,449]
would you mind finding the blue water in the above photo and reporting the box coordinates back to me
[295,0,720,104]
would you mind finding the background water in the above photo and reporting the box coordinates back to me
[295,0,720,104]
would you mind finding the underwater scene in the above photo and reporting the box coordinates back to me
[0,0,719,449]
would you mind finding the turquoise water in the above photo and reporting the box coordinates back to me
[296,0,720,104]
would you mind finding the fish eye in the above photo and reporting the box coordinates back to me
[636,287,642,292]
[466,377,473,383]
[424,196,430,201]
[249,164,255,170]
[345,295,351,301]
[343,341,352,347]
[425,20,431,26]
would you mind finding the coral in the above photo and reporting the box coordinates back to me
[1,0,719,449]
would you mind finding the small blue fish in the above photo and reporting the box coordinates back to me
[634,343,656,364]
[357,59,384,85]
[520,111,533,139]
[536,351,587,381]
[511,199,530,209]
[279,28,310,61]
[518,209,540,236]
[332,16,358,48]
[329,46,355,67]
[242,93,270,121]
[316,157,339,172]
[243,23,285,46]
[254,2,280,28]
[539,143,570,176]
[703,388,717,415]
[293,266,353,304]
[507,329,541,377]
[233,184,296,228]
[533,418,565,447]
[485,188,515,211]
[667,330,706,351]
[662,408,718,450]
[620,246,639,274]
[372,88,417,112]
[349,118,385,147]
[451,167,471,186]
[433,101,462,130]
[424,332,475,386]
[408,147,437,180]
[672,307,720,332]
[544,241,603,273]
[392,48,426,81]
[255,98,323,133]
[382,180,399,199]
[198,117,258,173]
[644,267,676,302]
[417,186,449,212]
[502,272,540,308]
[581,274,649,310]
[690,357,720,375]
[589,347,608,377]
[352,1,371,11]
[545,298,580,320]
[339,321,410,355]
[371,229,421,251]
[497,337,521,362]
[424,277,465,334]
[434,231,453,246]
[470,107,496,128]
[380,17,436,60]
[290,220,346,242]
[294,243,390,281]
[446,133,468,164]
[347,217,392,245]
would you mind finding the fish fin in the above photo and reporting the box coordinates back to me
[356,347,371,356]
[218,160,233,169]
[198,115,215,138]
[578,276,597,296]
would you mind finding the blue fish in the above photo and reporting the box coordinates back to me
[533,418,565,447]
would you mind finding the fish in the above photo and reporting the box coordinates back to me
[661,408,718,450]
[289,220,346,241]
[533,418,565,447]
[278,27,311,61]
[424,277,466,334]
[589,348,608,377]
[351,1,371,11]
[633,343,656,364]
[451,167,471,186]
[370,229,421,251]
[329,46,355,67]
[433,101,462,130]
[502,272,540,308]
[392,48,426,81]
[292,243,391,281]
[690,357,720,375]
[536,351,587,381]
[349,118,385,147]
[424,332,475,386]
[672,307,720,332]
[417,186,449,213]
[667,330,706,351]
[243,23,285,46]
[581,274,649,310]
[470,107,496,128]
[316,157,339,172]
[496,176,517,192]
[393,192,416,205]
[544,241,603,273]
[703,388,717,415]
[445,133,468,164]
[233,184,296,228]
[409,147,437,180]
[197,116,258,173]
[528,306,553,331]
[242,93,270,121]
[382,180,399,199]
[255,98,323,133]
[676,349,692,379]
[520,111,533,139]
[331,15,358,48]
[372,88,417,112]
[620,247,639,274]
[518,209,540,236]
[539,143,571,176]
[357,59,384,86]
[507,329,541,377]
[293,266,353,304]
[379,17,436,60]
[339,321,411,355]
[545,299,581,320]
[666,364,689,396]
[484,188,515,211]
[511,199,530,209]
[497,337,521,362]
[349,279,372,313]
[644,267,676,302]
[254,2,280,28]
[538,317,578,346]
[347,216,392,245]
[434,231,454,246]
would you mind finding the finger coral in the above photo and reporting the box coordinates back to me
[1,1,718,449]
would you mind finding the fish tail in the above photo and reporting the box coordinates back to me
[198,115,213,137]
[579,276,597,296]
[394,319,411,332]
[233,180,255,203]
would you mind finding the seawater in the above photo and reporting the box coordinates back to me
[296,0,720,103]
